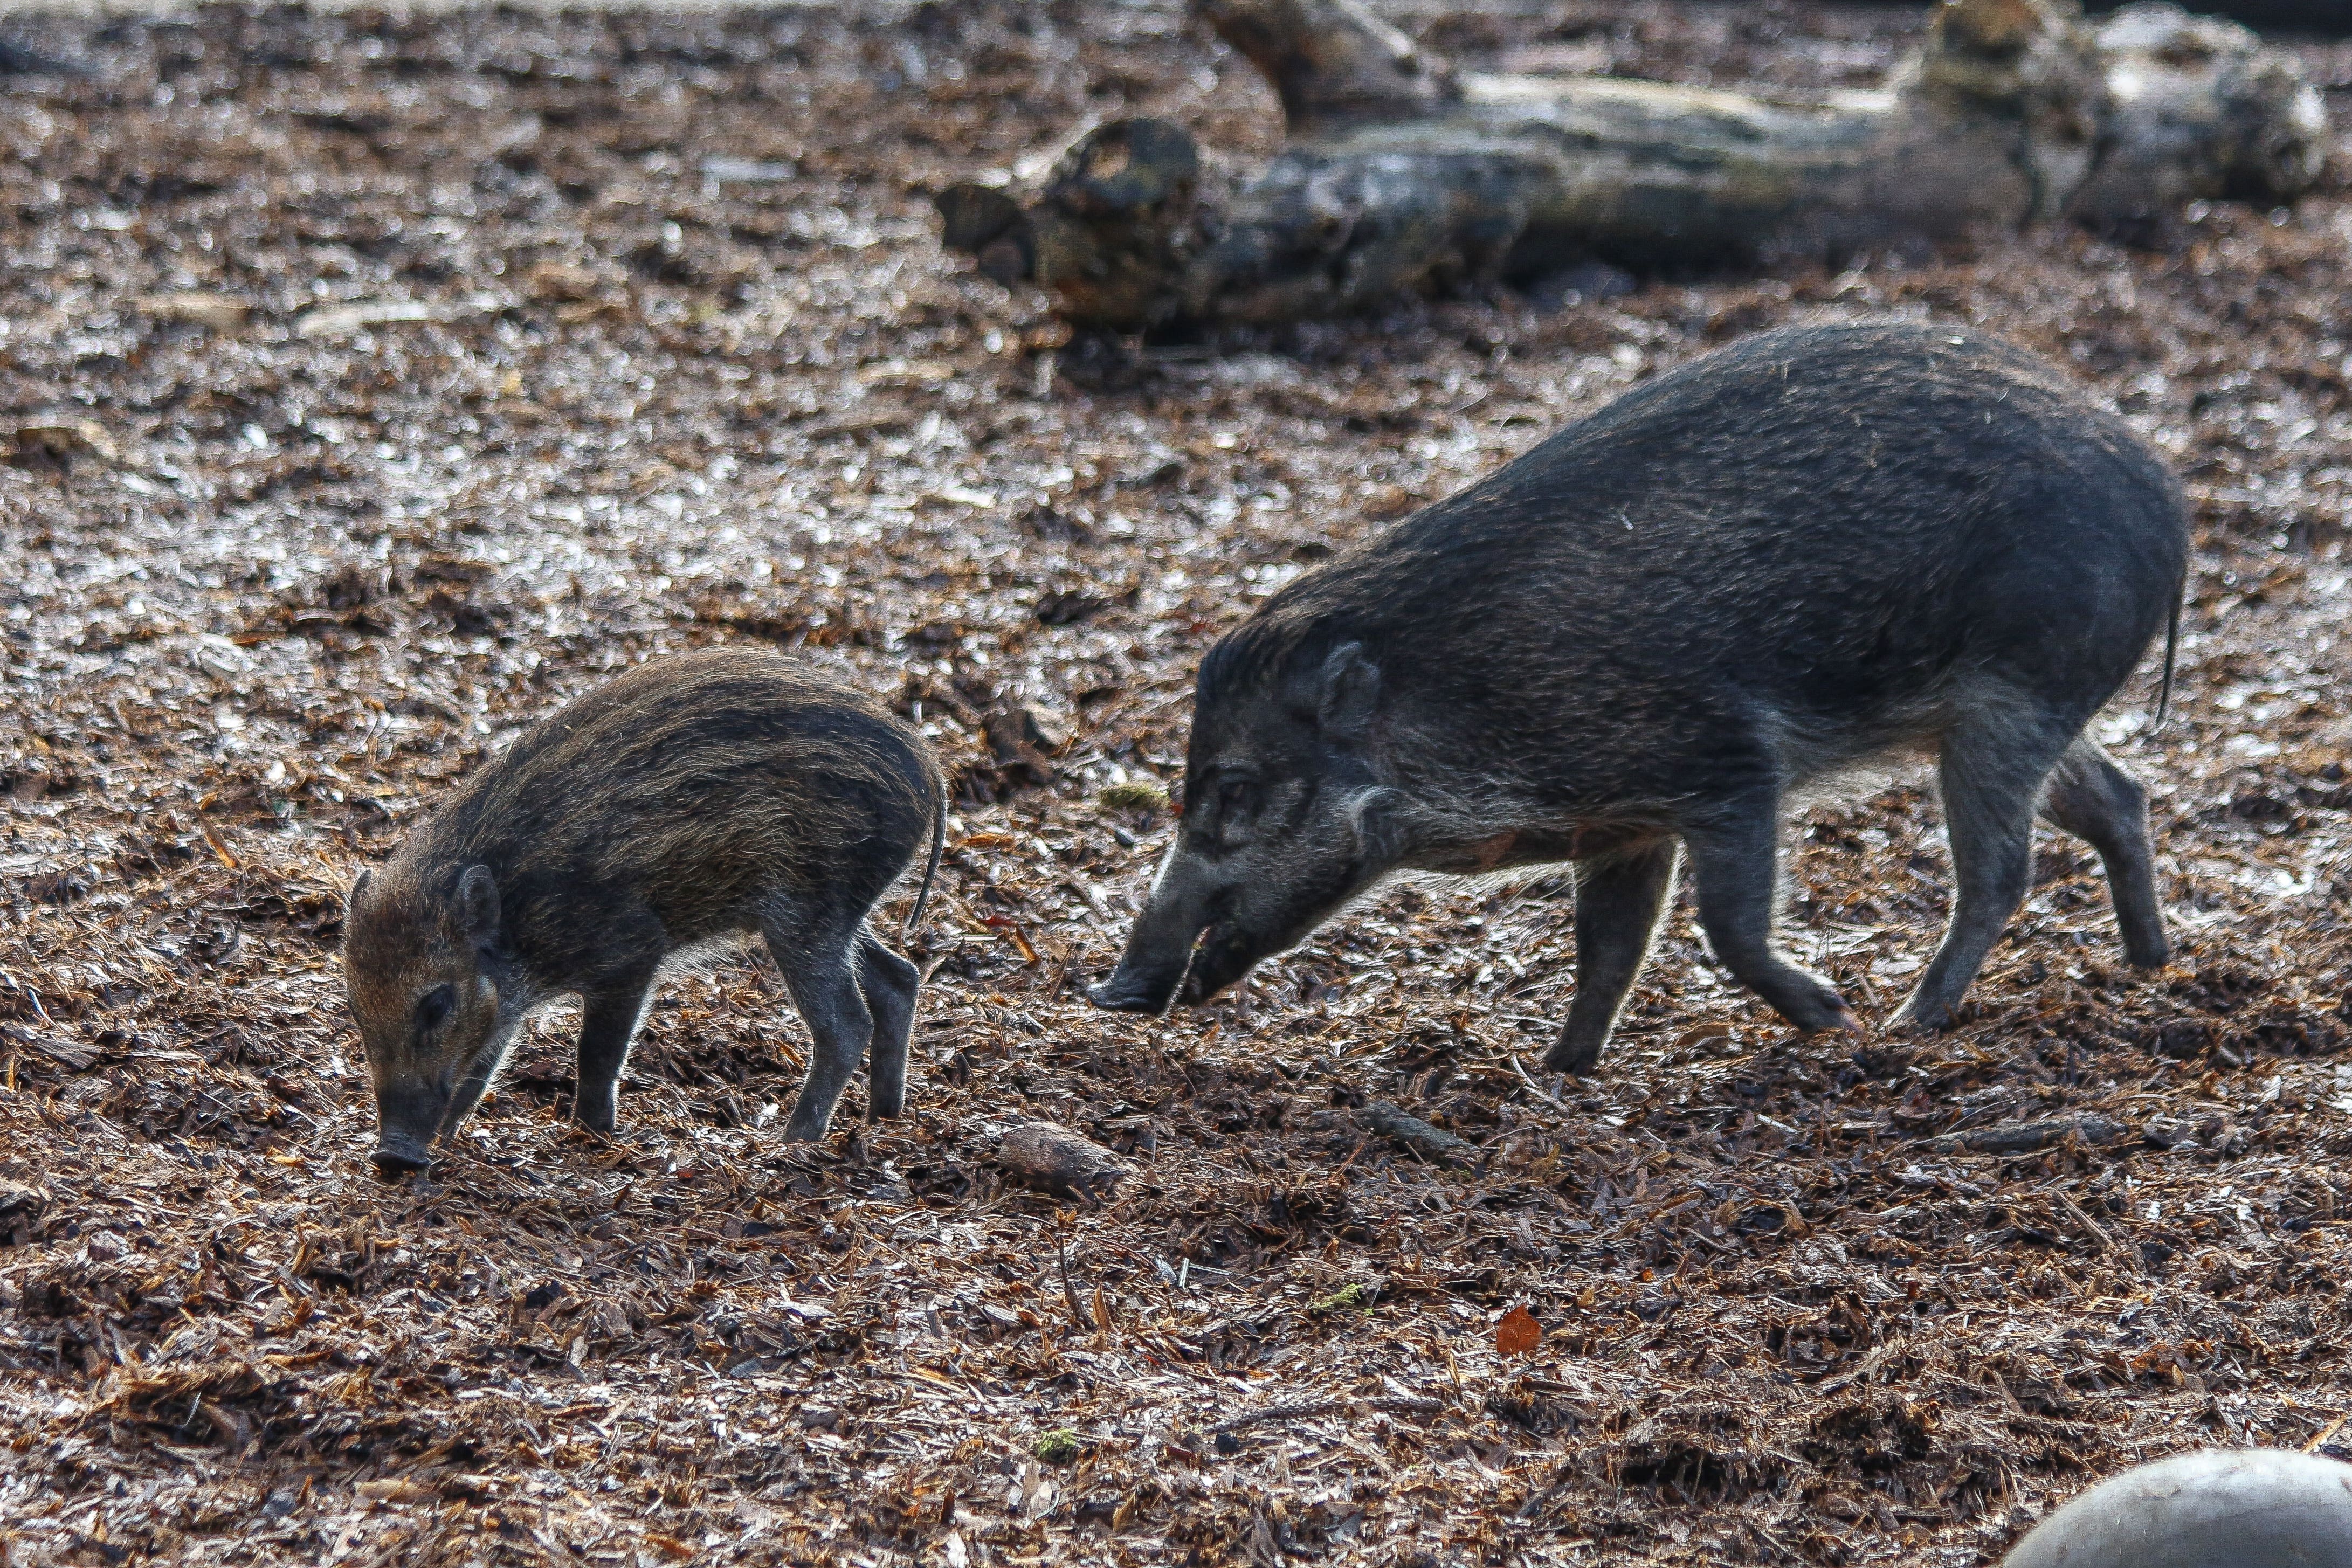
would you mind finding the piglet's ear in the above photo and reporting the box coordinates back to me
[457,864,501,948]
[348,869,373,909]
[1317,642,1381,742]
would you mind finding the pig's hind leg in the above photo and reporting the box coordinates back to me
[1542,838,1681,1076]
[1895,713,2075,1030]
[764,909,877,1142]
[1681,800,1861,1035]
[2039,736,2169,969]
[856,933,921,1120]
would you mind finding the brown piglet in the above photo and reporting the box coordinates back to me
[342,647,944,1174]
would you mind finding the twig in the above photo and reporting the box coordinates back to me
[2052,1187,2114,1253]
[1208,1394,1445,1436]
[1054,1226,1084,1331]
[1509,1055,1569,1111]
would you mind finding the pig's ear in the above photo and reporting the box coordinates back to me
[1317,643,1381,742]
[347,869,373,909]
[457,865,501,948]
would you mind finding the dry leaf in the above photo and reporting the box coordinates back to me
[1496,1305,1541,1357]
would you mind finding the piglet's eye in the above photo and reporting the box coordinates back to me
[1217,778,1259,817]
[414,985,456,1032]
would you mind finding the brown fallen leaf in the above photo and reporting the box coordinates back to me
[983,917,1039,964]
[1496,1304,1542,1357]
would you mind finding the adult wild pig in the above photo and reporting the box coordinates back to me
[1092,321,2183,1072]
[344,648,944,1173]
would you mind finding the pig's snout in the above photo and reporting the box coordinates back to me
[371,1134,433,1178]
[373,1080,445,1178]
[1093,863,1215,1013]
[1087,961,1187,1014]
[1093,924,1255,1011]
[1088,927,1206,1014]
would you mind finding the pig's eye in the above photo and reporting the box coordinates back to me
[1217,778,1259,818]
[414,985,456,1033]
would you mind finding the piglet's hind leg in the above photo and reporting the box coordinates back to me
[765,913,876,1142]
[857,933,921,1120]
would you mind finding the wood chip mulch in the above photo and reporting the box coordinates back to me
[5,3,2352,1564]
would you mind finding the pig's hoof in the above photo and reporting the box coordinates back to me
[1539,1038,1603,1076]
[1890,996,1956,1032]
[571,1109,618,1137]
[1785,991,1862,1036]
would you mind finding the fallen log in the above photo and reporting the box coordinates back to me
[937,0,2327,333]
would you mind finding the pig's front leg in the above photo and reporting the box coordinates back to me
[574,973,656,1135]
[1543,838,1681,1076]
[1681,803,1861,1036]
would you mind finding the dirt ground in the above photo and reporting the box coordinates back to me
[5,2,2352,1564]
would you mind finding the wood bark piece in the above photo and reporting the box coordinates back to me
[1915,1112,2133,1155]
[1359,1100,1475,1165]
[996,1120,1129,1200]
[937,0,2327,333]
